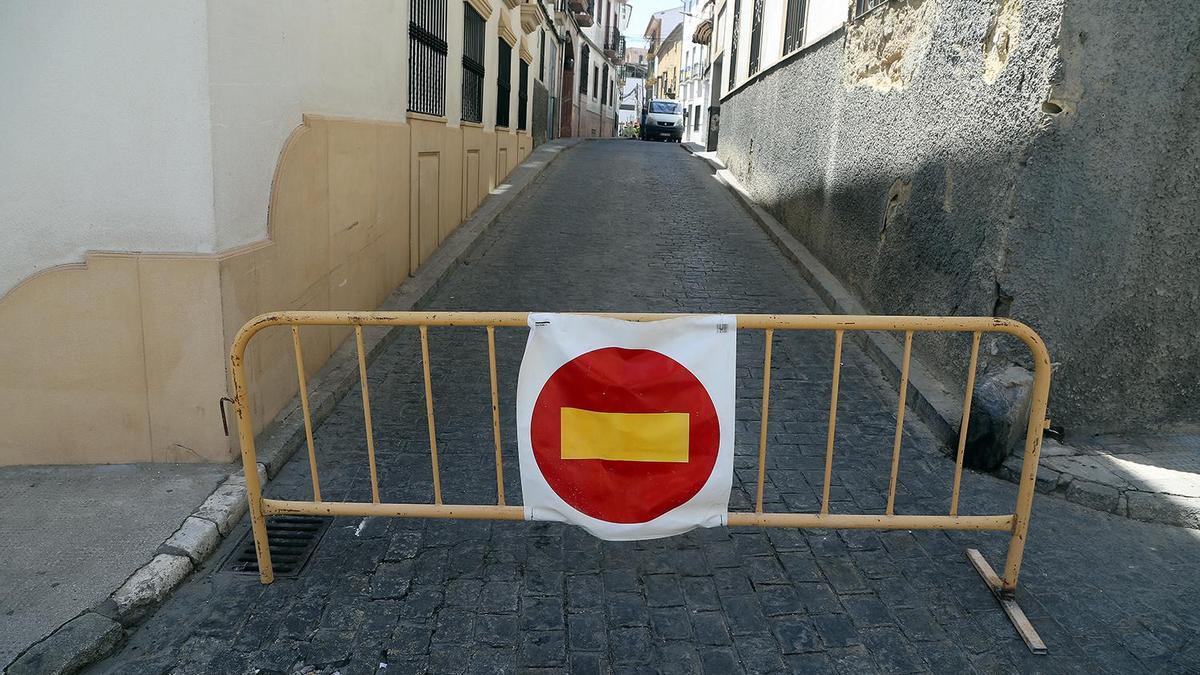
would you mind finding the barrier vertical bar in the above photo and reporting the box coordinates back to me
[820,330,844,515]
[949,331,981,516]
[1002,332,1053,594]
[230,335,273,583]
[487,325,505,506]
[755,329,774,514]
[885,331,913,516]
[292,327,323,502]
[356,326,381,504]
[420,325,444,505]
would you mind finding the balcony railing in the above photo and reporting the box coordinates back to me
[571,0,593,26]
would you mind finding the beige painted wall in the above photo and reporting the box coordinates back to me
[0,116,534,466]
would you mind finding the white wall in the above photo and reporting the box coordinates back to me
[0,1,216,298]
[205,0,408,250]
[805,0,846,46]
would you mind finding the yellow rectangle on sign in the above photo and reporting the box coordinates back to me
[560,407,690,462]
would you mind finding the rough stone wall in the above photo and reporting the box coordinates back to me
[718,0,1200,434]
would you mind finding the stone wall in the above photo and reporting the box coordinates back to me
[718,0,1200,434]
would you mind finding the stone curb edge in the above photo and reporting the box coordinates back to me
[681,144,962,450]
[3,137,584,675]
[682,144,1200,532]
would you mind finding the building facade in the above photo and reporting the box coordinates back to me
[0,0,577,465]
[713,0,1200,434]
[679,0,713,145]
[642,8,684,103]
[554,0,627,137]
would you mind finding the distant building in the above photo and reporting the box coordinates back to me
[642,7,683,103]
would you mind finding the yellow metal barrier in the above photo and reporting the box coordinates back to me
[230,312,1052,653]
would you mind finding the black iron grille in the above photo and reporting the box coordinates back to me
[222,516,331,577]
[409,0,448,116]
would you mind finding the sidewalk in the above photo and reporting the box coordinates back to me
[0,463,230,668]
[685,141,1200,533]
[87,139,1200,673]
[2,138,586,675]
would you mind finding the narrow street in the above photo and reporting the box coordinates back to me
[92,141,1200,674]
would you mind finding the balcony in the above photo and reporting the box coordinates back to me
[604,30,622,60]
[569,0,593,26]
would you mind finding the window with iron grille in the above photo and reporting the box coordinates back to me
[855,0,887,17]
[694,105,701,130]
[601,64,609,104]
[461,3,485,123]
[728,0,741,89]
[579,48,590,94]
[539,30,546,81]
[496,38,512,127]
[783,0,807,54]
[593,65,599,98]
[748,0,763,75]
[408,0,448,116]
[518,60,529,130]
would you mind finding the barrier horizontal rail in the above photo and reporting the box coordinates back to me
[229,311,1052,653]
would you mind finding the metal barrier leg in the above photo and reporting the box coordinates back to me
[230,347,275,584]
[965,548,1046,654]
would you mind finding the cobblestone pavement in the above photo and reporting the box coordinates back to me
[92,140,1200,674]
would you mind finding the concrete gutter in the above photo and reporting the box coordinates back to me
[4,137,584,675]
[682,143,962,449]
[683,142,1200,532]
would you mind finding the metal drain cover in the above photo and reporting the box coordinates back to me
[222,515,332,577]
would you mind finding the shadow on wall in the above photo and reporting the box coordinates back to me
[717,0,1200,435]
[0,114,534,466]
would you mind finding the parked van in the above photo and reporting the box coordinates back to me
[640,100,684,142]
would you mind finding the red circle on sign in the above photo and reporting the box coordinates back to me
[530,347,720,524]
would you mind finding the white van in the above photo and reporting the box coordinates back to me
[640,100,684,142]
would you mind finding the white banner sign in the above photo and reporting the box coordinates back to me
[516,313,736,540]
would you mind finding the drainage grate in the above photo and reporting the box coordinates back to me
[221,515,332,577]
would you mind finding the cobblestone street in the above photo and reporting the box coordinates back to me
[93,140,1200,674]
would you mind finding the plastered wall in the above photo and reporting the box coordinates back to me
[717,0,1200,434]
[0,116,533,465]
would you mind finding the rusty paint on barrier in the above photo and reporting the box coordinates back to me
[229,310,1052,651]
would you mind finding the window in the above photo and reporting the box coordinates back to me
[694,105,701,130]
[461,3,485,123]
[496,38,512,127]
[728,0,740,88]
[592,65,599,98]
[601,64,609,104]
[579,48,590,94]
[408,0,448,116]
[783,0,807,54]
[538,30,546,81]
[518,60,529,129]
[748,0,763,75]
[855,0,887,16]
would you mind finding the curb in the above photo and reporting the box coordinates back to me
[682,144,961,450]
[3,137,583,675]
[683,145,1200,532]
[996,440,1200,530]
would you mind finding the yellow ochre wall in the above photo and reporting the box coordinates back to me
[0,114,534,466]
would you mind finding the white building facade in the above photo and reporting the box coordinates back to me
[0,0,597,466]
[679,0,713,145]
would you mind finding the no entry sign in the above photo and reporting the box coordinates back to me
[516,313,736,540]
